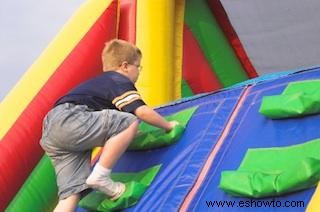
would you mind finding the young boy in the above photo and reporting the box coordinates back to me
[40,39,178,212]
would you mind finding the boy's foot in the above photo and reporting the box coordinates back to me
[86,175,125,200]
[109,182,125,200]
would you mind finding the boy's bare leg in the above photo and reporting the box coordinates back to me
[53,194,80,212]
[99,120,139,168]
[86,120,139,199]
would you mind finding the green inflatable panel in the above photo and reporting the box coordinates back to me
[128,106,197,151]
[259,80,320,119]
[185,0,248,87]
[220,138,320,198]
[79,165,161,211]
[181,79,194,98]
[6,155,57,212]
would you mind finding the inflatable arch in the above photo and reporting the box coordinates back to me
[1,0,319,211]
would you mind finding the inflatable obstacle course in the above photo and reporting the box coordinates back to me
[1,0,319,211]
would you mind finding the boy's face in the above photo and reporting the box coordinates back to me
[124,58,142,83]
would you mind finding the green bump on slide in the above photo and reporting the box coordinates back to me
[259,80,320,119]
[219,138,320,198]
[282,80,320,95]
[128,124,185,151]
[128,106,198,151]
[259,92,320,119]
[79,165,161,211]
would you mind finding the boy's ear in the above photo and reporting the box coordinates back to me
[119,61,125,68]
[119,61,129,73]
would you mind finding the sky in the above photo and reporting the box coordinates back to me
[0,0,85,102]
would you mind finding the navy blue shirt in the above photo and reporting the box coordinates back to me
[55,71,145,113]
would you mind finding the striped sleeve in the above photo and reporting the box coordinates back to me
[112,89,145,113]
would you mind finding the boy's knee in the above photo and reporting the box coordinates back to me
[130,120,139,131]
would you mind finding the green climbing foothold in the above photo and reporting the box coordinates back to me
[79,165,161,211]
[220,139,320,198]
[128,107,197,151]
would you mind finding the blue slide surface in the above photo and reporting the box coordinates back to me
[78,67,320,211]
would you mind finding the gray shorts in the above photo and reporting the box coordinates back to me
[40,103,137,200]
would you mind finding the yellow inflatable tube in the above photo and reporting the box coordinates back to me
[135,0,184,106]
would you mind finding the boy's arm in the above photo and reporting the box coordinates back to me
[134,105,178,132]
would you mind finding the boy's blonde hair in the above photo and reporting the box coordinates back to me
[102,39,142,71]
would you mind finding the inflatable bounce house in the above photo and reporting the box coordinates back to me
[1,0,320,211]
